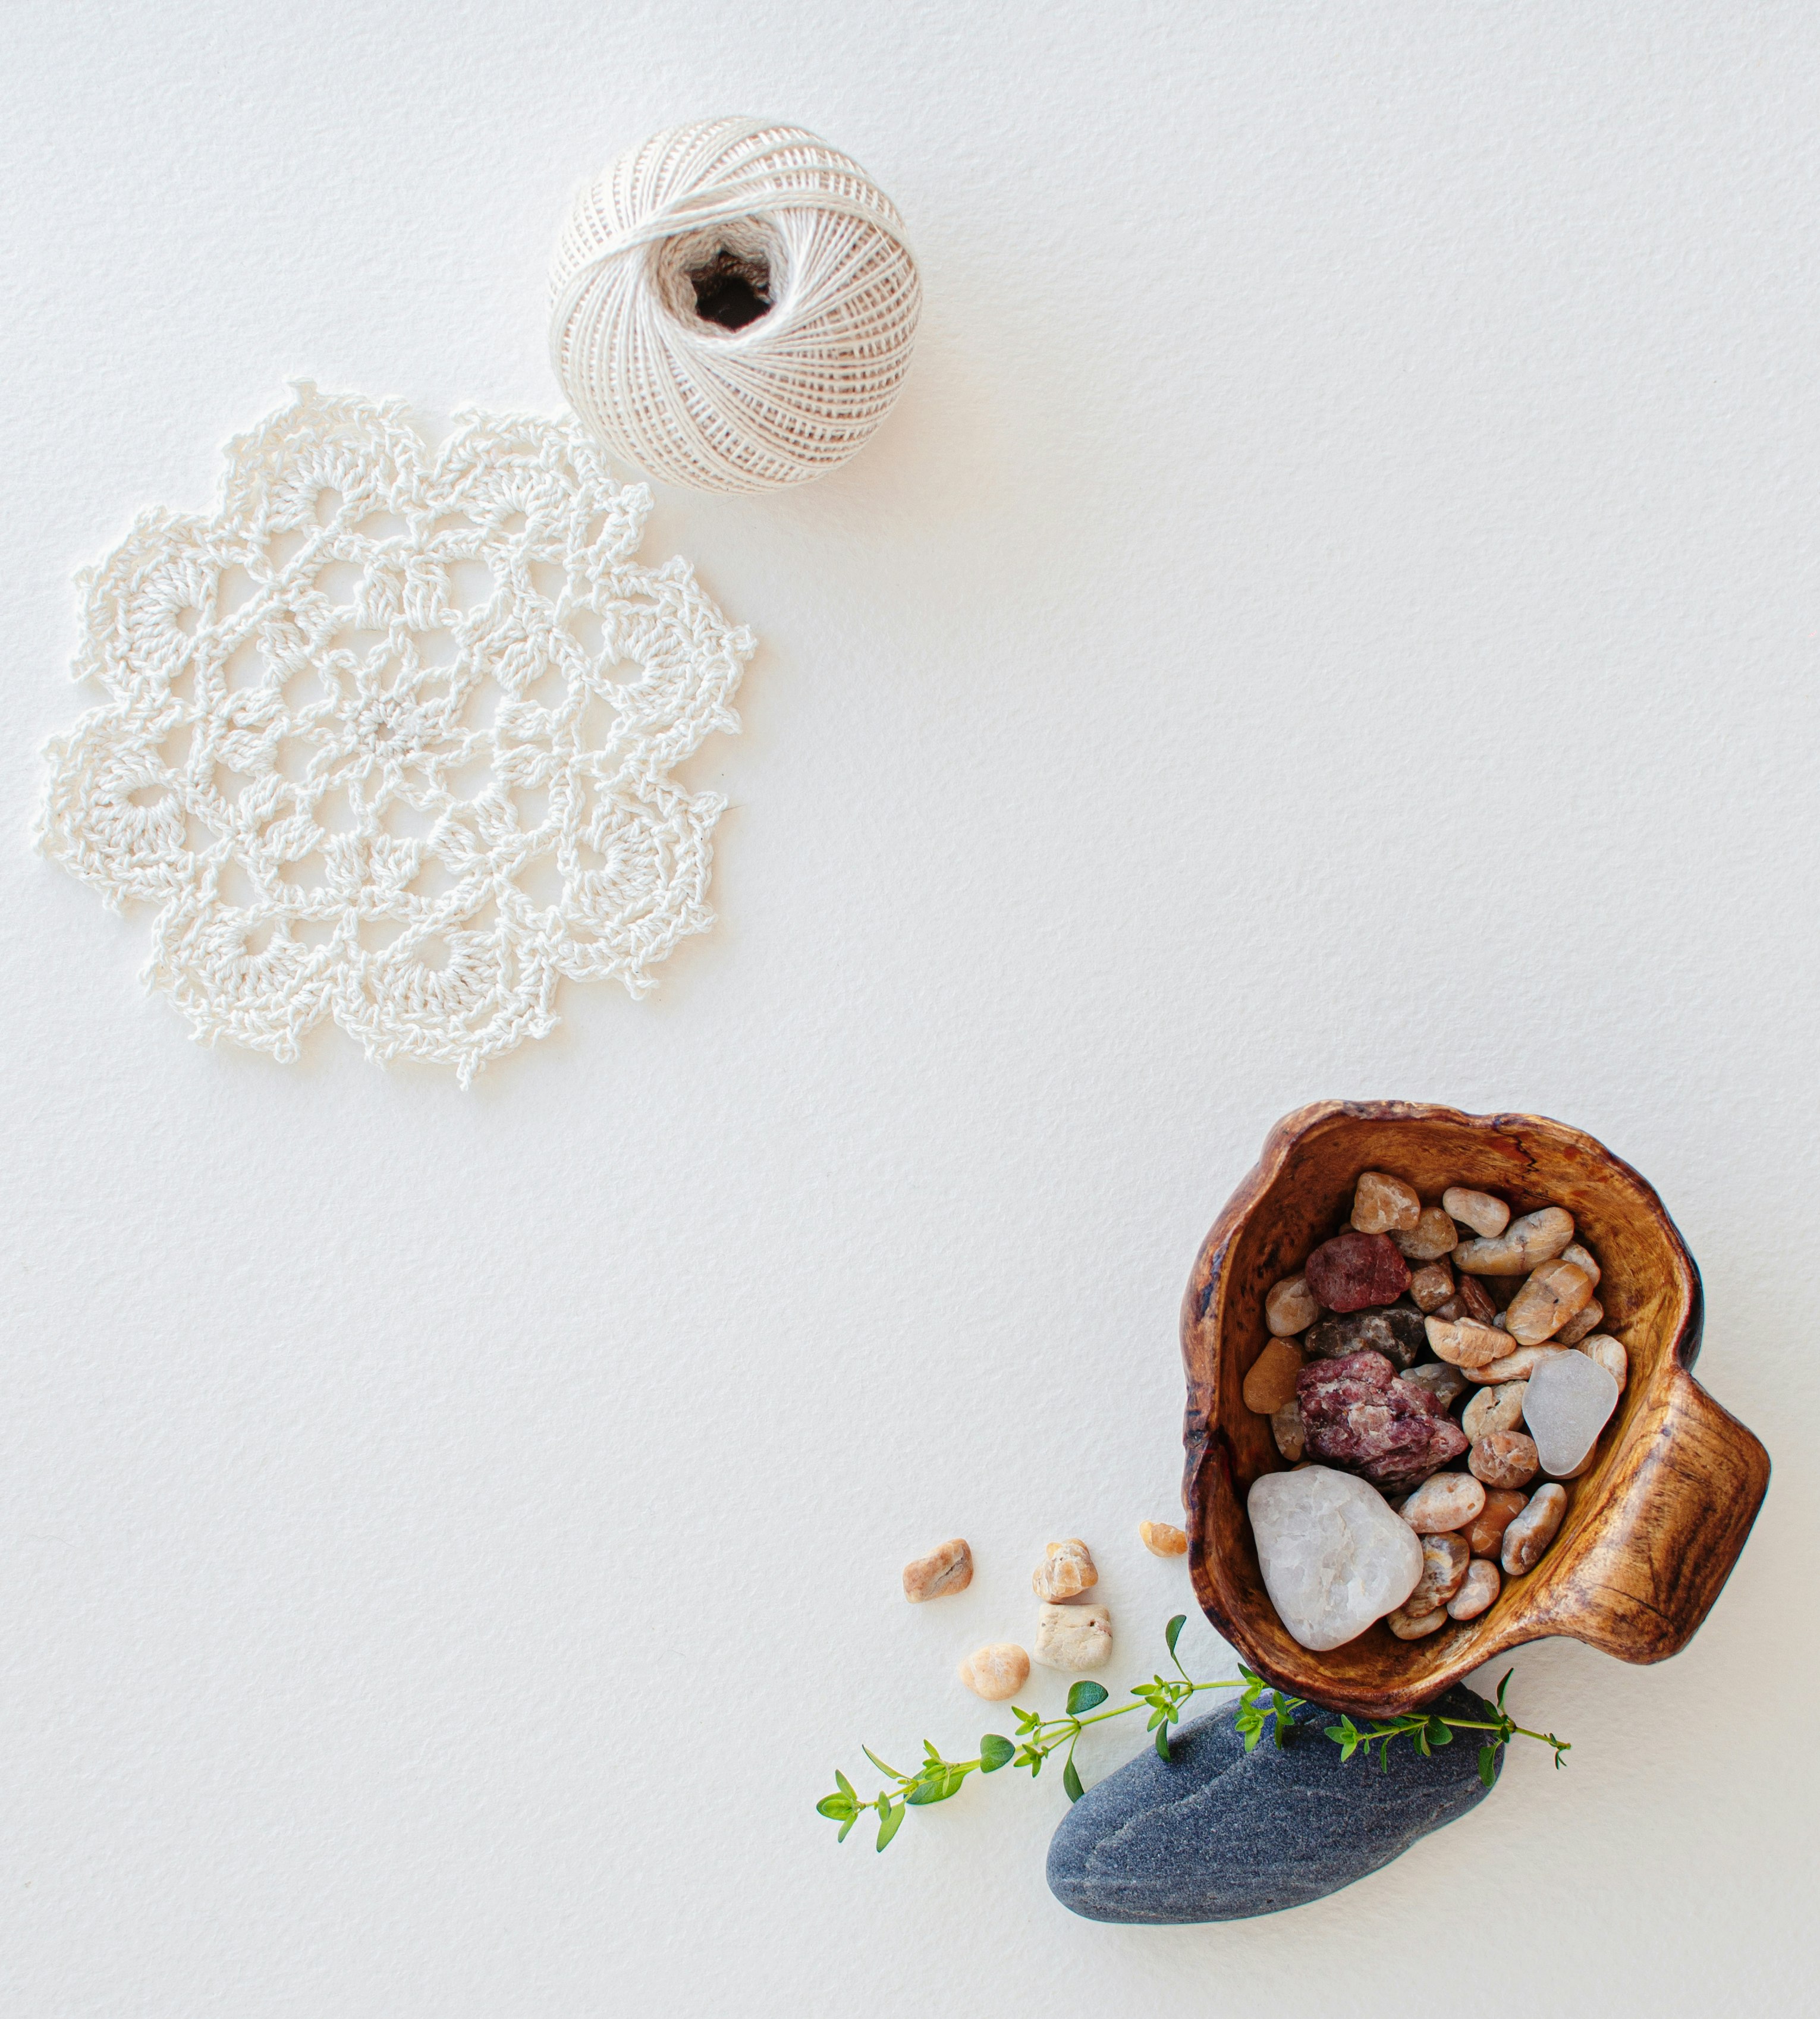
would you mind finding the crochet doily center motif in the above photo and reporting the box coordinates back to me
[37,383,755,1084]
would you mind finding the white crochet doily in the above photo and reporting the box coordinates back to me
[38,384,754,1084]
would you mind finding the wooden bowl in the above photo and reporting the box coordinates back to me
[1180,1100,1770,1719]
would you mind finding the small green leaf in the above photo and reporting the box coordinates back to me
[1478,1745,1497,1788]
[1063,1756,1085,1803]
[837,1814,856,1842]
[1426,1717,1453,1747]
[1165,1614,1187,1656]
[817,1794,856,1821]
[835,1770,856,1800]
[1323,1724,1348,1744]
[862,1746,903,1781]
[980,1734,1015,1773]
[876,1800,906,1851]
[1495,1668,1513,1711]
[1067,1681,1109,1715]
[1155,1724,1172,1762]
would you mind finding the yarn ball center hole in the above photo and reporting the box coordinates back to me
[687,247,773,331]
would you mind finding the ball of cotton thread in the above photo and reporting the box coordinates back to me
[548,117,922,493]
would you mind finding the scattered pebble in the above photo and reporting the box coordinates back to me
[1140,1520,1189,1558]
[1351,1169,1421,1235]
[1576,1333,1627,1390]
[1469,1430,1541,1489]
[1504,1259,1597,1345]
[1466,1489,1528,1559]
[1442,1187,1510,1238]
[958,1643,1030,1699]
[1446,1559,1501,1620]
[1032,1539,1098,1602]
[1305,1304,1426,1370]
[1392,1205,1461,1261]
[1523,1350,1620,1478]
[1270,1400,1306,1461]
[1243,1338,1305,1413]
[1034,1602,1114,1671]
[1303,1229,1412,1313]
[1501,1483,1567,1574]
[1265,1274,1321,1336]
[1247,1465,1422,1651]
[1453,1207,1576,1276]
[1400,1472,1486,1534]
[1461,1380,1527,1442]
[903,1537,973,1603]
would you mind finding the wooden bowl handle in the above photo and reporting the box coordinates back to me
[1548,1367,1770,1664]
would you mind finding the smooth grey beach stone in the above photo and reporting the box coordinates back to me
[1046,1683,1501,1923]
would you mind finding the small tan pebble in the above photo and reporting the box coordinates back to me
[1442,1187,1511,1239]
[1576,1333,1628,1390]
[1351,1170,1422,1235]
[1411,1530,1470,1609]
[1501,1483,1567,1574]
[1400,1360,1469,1409]
[1461,1380,1528,1442]
[1456,1274,1498,1323]
[1400,1471,1486,1533]
[957,1643,1030,1700]
[1466,1487,1527,1559]
[1453,1206,1576,1276]
[1560,1241,1600,1288]
[1140,1520,1189,1558]
[1467,1345,1569,1386]
[1554,1298,1605,1347]
[1504,1260,1596,1345]
[1407,1259,1456,1312]
[1032,1539,1098,1601]
[1033,1602,1113,1671]
[1469,1430,1541,1489]
[1424,1315,1509,1369]
[1243,1338,1304,1413]
[1265,1274,1321,1336]
[1392,1205,1460,1262]
[1271,1400,1306,1461]
[1386,1601,1448,1639]
[903,1537,973,1602]
[1447,1559,1501,1620]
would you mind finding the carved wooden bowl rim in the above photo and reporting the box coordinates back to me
[1180,1099,1771,1719]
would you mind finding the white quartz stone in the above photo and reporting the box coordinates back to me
[1522,1349,1620,1477]
[1247,1465,1423,1652]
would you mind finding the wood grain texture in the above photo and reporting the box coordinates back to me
[1181,1100,1771,1719]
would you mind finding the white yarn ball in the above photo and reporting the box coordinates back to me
[549,117,922,493]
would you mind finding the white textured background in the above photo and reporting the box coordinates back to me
[2,4,1815,2013]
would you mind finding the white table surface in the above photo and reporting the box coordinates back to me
[4,4,1815,2013]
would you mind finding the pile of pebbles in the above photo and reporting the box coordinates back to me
[1243,1172,1627,1650]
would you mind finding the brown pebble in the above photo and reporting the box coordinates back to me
[1447,1559,1501,1620]
[1410,1530,1470,1609]
[1469,1431,1541,1489]
[1454,1207,1576,1276]
[1140,1520,1188,1558]
[1243,1338,1305,1414]
[1351,1170,1422,1235]
[1554,1298,1604,1347]
[1576,1334,1628,1390]
[1392,1205,1461,1261]
[1442,1187,1510,1238]
[1466,1345,1570,1386]
[1271,1400,1306,1460]
[1400,1472,1485,1534]
[1386,1602,1448,1639]
[1461,1380,1527,1442]
[1033,1539,1098,1601]
[1425,1315,1509,1368]
[1501,1483,1567,1574]
[903,1537,973,1602]
[958,1643,1029,1699]
[1466,1487,1527,1558]
[1408,1258,1457,1312]
[1561,1241,1601,1289]
[1505,1259,1596,1345]
[1265,1274,1321,1336]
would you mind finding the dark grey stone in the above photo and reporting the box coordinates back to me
[1305,1304,1428,1369]
[1046,1684,1501,1923]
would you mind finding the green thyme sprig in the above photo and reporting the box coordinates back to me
[817,1617,1569,1851]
